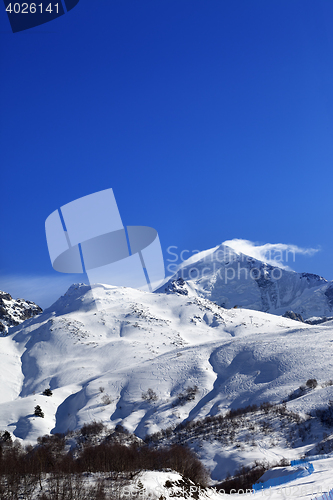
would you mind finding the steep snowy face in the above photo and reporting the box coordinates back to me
[157,244,331,319]
[0,291,42,335]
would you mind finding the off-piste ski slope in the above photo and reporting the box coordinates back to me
[2,282,333,487]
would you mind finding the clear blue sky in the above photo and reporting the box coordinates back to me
[1,0,333,308]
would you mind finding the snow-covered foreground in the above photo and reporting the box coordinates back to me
[59,460,333,499]
[1,283,333,482]
[130,458,333,498]
[127,457,333,498]
[10,461,333,499]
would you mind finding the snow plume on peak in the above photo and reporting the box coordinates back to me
[222,239,319,270]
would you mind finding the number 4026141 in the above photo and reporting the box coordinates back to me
[6,3,59,14]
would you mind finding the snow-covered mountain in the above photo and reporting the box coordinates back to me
[2,283,333,481]
[0,290,42,335]
[157,244,333,320]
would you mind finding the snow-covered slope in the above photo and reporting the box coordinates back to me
[0,290,42,335]
[2,283,333,482]
[157,244,333,319]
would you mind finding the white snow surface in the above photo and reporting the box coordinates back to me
[2,283,333,482]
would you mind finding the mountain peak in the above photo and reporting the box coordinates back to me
[158,246,332,319]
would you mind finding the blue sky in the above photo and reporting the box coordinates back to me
[1,0,333,308]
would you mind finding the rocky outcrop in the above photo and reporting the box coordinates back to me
[282,310,305,322]
[0,291,42,335]
[163,277,189,296]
